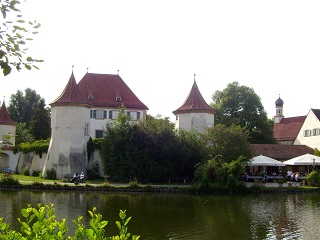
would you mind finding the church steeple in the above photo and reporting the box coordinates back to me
[274,95,284,124]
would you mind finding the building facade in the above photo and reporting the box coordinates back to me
[43,72,148,179]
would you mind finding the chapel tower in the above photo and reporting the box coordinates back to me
[274,95,284,124]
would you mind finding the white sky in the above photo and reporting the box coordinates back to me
[1,0,320,122]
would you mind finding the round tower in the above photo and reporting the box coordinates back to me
[173,75,215,133]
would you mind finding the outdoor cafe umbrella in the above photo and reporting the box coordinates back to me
[248,155,285,166]
[283,153,320,166]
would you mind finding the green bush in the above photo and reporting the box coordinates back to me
[45,168,57,180]
[0,175,20,185]
[0,203,140,239]
[22,167,30,176]
[307,171,320,186]
[128,179,140,188]
[31,170,41,177]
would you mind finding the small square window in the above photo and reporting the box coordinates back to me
[95,130,104,138]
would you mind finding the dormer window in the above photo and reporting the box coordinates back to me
[115,90,121,101]
[88,90,94,100]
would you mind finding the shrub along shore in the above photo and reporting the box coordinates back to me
[0,178,320,194]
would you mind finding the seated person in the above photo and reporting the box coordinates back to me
[71,172,79,183]
[79,172,85,183]
[5,166,11,175]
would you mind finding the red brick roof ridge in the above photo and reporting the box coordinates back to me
[173,80,215,115]
[0,101,15,125]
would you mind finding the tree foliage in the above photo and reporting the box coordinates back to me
[203,124,253,163]
[0,0,43,76]
[8,88,42,126]
[211,81,275,143]
[194,124,252,190]
[15,122,34,144]
[30,98,51,140]
[101,108,208,183]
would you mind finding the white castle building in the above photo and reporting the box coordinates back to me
[42,72,148,179]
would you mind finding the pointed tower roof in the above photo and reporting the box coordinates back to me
[0,101,16,125]
[51,72,87,106]
[173,80,215,115]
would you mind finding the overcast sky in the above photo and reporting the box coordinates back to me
[1,0,320,122]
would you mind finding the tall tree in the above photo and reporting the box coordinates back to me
[211,81,275,143]
[8,88,42,127]
[194,124,252,188]
[0,0,42,76]
[30,99,51,140]
[15,122,34,144]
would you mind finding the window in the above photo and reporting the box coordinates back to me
[127,111,131,117]
[90,110,107,119]
[137,112,141,120]
[304,129,312,137]
[96,110,104,119]
[109,110,113,119]
[90,110,96,118]
[84,123,89,135]
[116,97,121,101]
[313,128,320,136]
[95,130,104,138]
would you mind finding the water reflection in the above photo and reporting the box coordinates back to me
[1,190,320,239]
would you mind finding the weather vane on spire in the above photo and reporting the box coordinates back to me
[194,74,196,81]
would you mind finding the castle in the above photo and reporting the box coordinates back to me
[2,72,318,178]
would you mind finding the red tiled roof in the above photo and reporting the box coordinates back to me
[173,80,215,115]
[51,72,87,106]
[273,116,306,141]
[0,102,16,125]
[251,144,314,161]
[77,73,148,110]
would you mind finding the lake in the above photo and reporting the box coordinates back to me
[1,189,320,239]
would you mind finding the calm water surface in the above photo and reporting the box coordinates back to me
[1,189,320,239]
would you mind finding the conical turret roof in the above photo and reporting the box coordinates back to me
[173,80,215,115]
[0,101,16,125]
[51,72,87,106]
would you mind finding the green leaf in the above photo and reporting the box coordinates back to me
[3,64,11,76]
[0,50,5,58]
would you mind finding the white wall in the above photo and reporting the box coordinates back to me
[44,105,90,179]
[295,110,320,149]
[175,112,214,133]
[0,150,18,172]
[0,124,16,145]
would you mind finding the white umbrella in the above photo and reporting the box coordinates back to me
[248,155,285,166]
[283,154,320,166]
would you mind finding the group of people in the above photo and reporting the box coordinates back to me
[71,172,85,183]
[286,170,301,182]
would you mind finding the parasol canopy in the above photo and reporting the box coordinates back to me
[248,155,285,166]
[283,153,320,166]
